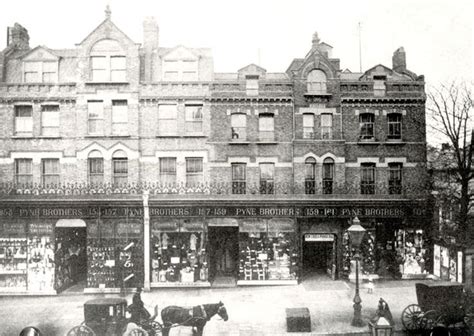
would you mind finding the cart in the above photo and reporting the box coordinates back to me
[400,282,474,333]
[67,298,162,336]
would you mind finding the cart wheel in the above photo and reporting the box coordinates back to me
[127,328,148,336]
[401,304,425,331]
[67,325,96,336]
[419,310,439,330]
[465,303,474,330]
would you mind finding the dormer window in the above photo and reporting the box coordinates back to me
[245,75,259,96]
[307,69,327,93]
[90,39,126,82]
[163,59,198,81]
[373,75,386,96]
[24,61,57,83]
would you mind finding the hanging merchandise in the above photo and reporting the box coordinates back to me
[394,229,427,278]
[341,228,376,278]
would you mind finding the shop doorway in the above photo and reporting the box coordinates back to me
[208,226,239,286]
[54,220,87,293]
[302,234,336,280]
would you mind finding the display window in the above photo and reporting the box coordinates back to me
[394,229,427,277]
[0,221,54,293]
[86,219,143,289]
[151,219,208,284]
[341,228,375,278]
[238,218,297,281]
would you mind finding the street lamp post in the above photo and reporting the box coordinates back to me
[347,217,366,327]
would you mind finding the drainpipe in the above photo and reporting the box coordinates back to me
[143,190,150,291]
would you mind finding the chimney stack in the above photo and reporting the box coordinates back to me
[392,47,406,73]
[7,23,30,49]
[143,16,159,52]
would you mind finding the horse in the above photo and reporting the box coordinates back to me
[160,301,228,336]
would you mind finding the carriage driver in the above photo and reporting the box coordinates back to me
[127,287,159,327]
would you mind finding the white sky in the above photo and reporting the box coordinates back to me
[1,0,472,86]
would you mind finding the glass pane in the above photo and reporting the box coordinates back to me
[232,164,246,180]
[260,163,274,179]
[182,71,197,81]
[24,61,40,71]
[158,105,177,119]
[303,114,314,127]
[92,70,107,81]
[43,159,59,174]
[111,70,126,82]
[110,56,126,70]
[24,72,40,83]
[305,163,315,179]
[91,56,107,69]
[259,115,274,131]
[15,106,32,117]
[181,60,197,71]
[185,106,203,121]
[112,101,128,122]
[42,72,56,82]
[186,158,203,173]
[158,120,177,135]
[88,101,104,118]
[164,71,179,81]
[41,108,60,127]
[89,158,104,174]
[113,159,128,174]
[42,62,57,72]
[16,159,32,174]
[321,114,332,127]
[231,114,246,128]
[160,158,176,173]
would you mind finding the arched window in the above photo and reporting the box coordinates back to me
[307,69,327,93]
[112,150,128,186]
[90,39,126,82]
[88,150,104,185]
[322,158,335,194]
[305,157,316,194]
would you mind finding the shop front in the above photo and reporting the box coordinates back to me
[433,242,463,283]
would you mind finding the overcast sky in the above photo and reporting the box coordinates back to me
[1,0,472,86]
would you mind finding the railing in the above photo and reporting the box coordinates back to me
[0,181,431,197]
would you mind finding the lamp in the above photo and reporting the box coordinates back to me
[368,316,393,336]
[347,216,366,327]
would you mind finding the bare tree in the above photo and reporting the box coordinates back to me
[427,82,473,245]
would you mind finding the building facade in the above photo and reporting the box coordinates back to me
[0,10,430,295]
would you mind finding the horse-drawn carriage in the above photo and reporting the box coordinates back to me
[67,296,228,336]
[401,282,474,333]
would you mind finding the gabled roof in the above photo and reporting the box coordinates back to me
[238,63,267,74]
[77,17,135,46]
[161,45,199,59]
[19,45,59,60]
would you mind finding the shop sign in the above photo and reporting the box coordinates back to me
[305,234,334,242]
[0,207,143,218]
[151,220,179,232]
[433,244,441,277]
[29,223,53,235]
[457,251,463,283]
[100,221,115,238]
[116,222,142,238]
[3,222,26,236]
[240,219,267,232]
[267,219,294,232]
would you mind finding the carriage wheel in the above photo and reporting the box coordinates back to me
[401,304,425,331]
[419,310,440,330]
[465,303,474,330]
[67,324,96,336]
[127,328,148,336]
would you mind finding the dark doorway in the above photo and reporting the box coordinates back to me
[54,227,87,293]
[208,226,239,281]
[302,238,334,279]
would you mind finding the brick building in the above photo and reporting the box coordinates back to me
[0,9,431,295]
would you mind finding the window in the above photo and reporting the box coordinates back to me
[361,163,376,194]
[24,61,57,83]
[15,159,32,186]
[259,114,274,141]
[163,59,198,81]
[182,60,198,81]
[231,113,247,140]
[88,151,104,185]
[110,56,126,82]
[14,105,33,136]
[321,113,333,139]
[159,157,177,186]
[246,75,259,96]
[41,159,60,186]
[305,157,316,194]
[388,163,403,194]
[307,69,327,93]
[112,100,128,135]
[387,113,402,140]
[373,75,386,96]
[303,114,314,139]
[322,158,334,194]
[158,105,178,135]
[91,56,107,82]
[359,113,375,139]
[41,105,60,136]
[232,163,246,194]
[259,163,274,194]
[87,101,104,135]
[185,105,203,133]
[186,157,203,187]
[112,150,128,186]
[91,55,126,82]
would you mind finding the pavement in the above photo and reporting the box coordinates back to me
[0,276,465,336]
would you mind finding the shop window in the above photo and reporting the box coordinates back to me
[185,105,203,133]
[388,162,403,194]
[41,105,60,137]
[245,75,259,96]
[24,61,57,83]
[87,101,104,135]
[302,114,314,139]
[112,150,128,186]
[14,105,33,136]
[387,113,402,140]
[88,151,104,186]
[159,157,176,186]
[394,229,426,277]
[322,157,334,194]
[15,158,32,186]
[307,69,327,93]
[321,113,332,139]
[41,158,60,187]
[359,113,375,140]
[231,113,247,140]
[304,157,316,194]
[158,105,178,136]
[232,163,246,194]
[258,114,274,141]
[360,162,376,194]
[186,157,203,187]
[259,163,274,194]
[111,100,128,135]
